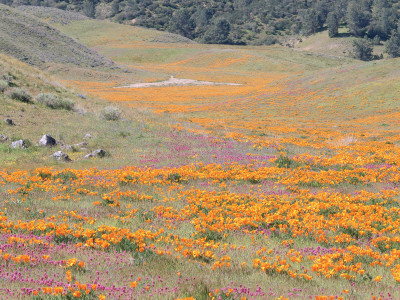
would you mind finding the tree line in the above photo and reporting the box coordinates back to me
[3,0,400,58]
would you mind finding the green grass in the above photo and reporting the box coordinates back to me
[0,53,176,169]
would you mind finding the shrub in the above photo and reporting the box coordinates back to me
[35,93,74,110]
[0,80,8,93]
[8,88,31,103]
[352,38,373,61]
[101,106,122,121]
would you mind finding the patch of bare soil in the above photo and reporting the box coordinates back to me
[116,76,242,88]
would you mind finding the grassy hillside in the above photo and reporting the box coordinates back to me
[295,27,385,59]
[0,52,184,170]
[0,4,113,68]
[2,7,400,300]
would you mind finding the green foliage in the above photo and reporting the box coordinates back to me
[369,0,397,40]
[340,226,360,239]
[5,0,400,45]
[0,79,8,92]
[198,228,224,242]
[101,106,122,121]
[346,1,371,37]
[275,155,296,168]
[203,18,231,44]
[352,38,373,61]
[83,0,95,18]
[8,88,32,103]
[385,30,400,57]
[35,93,75,110]
[302,9,320,36]
[326,12,339,38]
[53,171,78,182]
[168,8,195,39]
[167,173,183,183]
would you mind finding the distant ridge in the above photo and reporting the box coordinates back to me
[0,4,113,68]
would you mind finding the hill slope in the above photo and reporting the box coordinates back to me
[0,4,113,67]
[3,0,400,48]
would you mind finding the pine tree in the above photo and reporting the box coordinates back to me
[302,9,319,36]
[385,30,400,57]
[83,0,95,18]
[352,38,373,60]
[347,1,371,37]
[327,12,339,37]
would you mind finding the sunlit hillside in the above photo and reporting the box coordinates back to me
[1,6,400,300]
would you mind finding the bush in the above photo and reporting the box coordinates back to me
[101,106,122,121]
[8,88,32,103]
[35,93,74,110]
[352,38,373,61]
[0,80,8,93]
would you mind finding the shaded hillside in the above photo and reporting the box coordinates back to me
[3,0,400,48]
[0,4,113,67]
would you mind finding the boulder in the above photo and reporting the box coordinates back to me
[5,118,14,125]
[85,149,106,158]
[0,134,8,142]
[39,134,57,147]
[11,140,26,149]
[52,151,71,161]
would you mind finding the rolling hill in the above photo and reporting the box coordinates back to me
[0,4,113,68]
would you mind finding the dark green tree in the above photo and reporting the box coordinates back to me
[203,18,231,44]
[314,0,330,27]
[168,8,196,39]
[384,30,400,57]
[111,0,119,17]
[369,0,397,39]
[192,7,214,37]
[83,0,95,18]
[346,1,371,37]
[302,8,319,35]
[352,38,373,60]
[326,12,339,37]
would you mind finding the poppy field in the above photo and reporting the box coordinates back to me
[2,19,400,300]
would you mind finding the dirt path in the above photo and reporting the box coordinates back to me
[116,76,242,88]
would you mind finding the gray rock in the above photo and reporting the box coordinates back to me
[5,118,14,125]
[11,140,26,149]
[52,151,71,161]
[39,134,57,147]
[85,149,106,158]
[0,134,8,142]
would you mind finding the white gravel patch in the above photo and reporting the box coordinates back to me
[116,76,242,88]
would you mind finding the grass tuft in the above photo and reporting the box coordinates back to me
[35,93,74,110]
